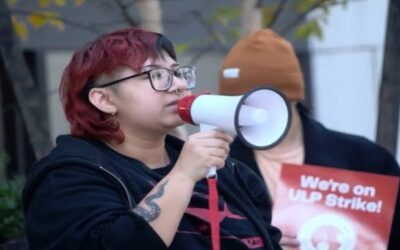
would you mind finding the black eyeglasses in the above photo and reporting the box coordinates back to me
[94,66,196,92]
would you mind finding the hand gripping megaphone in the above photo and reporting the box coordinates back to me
[177,87,291,177]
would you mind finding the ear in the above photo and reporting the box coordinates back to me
[88,88,117,115]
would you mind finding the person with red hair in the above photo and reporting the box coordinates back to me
[22,27,281,250]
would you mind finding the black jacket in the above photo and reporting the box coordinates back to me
[229,106,400,250]
[22,135,282,250]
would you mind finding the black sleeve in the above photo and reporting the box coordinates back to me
[24,165,167,250]
[382,155,400,250]
[389,180,400,250]
[363,144,400,250]
[227,160,283,249]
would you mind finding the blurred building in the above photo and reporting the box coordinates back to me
[309,0,399,161]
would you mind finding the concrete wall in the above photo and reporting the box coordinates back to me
[44,51,71,143]
[309,0,399,162]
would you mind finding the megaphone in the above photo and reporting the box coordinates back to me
[177,87,291,172]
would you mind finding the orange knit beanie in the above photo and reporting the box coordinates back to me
[219,29,305,101]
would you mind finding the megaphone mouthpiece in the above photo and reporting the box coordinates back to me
[177,94,198,125]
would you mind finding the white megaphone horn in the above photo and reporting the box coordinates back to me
[177,87,291,177]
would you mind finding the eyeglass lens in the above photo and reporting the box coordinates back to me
[149,67,195,91]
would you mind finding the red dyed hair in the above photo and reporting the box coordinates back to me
[60,27,177,143]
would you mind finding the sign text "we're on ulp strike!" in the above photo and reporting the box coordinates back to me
[288,175,383,213]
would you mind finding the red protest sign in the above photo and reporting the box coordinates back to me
[272,163,399,250]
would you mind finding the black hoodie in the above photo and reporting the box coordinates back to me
[22,135,282,250]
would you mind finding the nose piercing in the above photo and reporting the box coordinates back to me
[175,89,184,96]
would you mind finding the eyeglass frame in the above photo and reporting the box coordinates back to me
[91,66,196,92]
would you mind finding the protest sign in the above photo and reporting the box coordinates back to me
[272,163,399,250]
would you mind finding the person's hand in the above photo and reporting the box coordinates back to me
[280,234,300,250]
[172,130,233,183]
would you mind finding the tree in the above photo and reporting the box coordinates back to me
[137,0,162,33]
[0,0,52,159]
[376,0,400,155]
[240,0,262,36]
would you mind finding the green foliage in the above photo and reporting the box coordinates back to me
[0,152,9,182]
[175,43,190,54]
[294,0,319,13]
[208,1,348,43]
[7,0,86,40]
[0,177,25,243]
[289,0,350,40]
[209,7,241,42]
[175,7,241,54]
[294,19,323,40]
[0,152,25,243]
[262,5,276,27]
[210,7,240,27]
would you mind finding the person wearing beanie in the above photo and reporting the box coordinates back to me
[219,29,400,250]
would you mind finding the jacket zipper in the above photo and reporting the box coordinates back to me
[98,165,134,210]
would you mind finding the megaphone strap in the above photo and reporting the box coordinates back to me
[208,177,220,250]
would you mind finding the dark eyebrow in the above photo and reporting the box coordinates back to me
[170,63,180,69]
[142,65,159,72]
[143,63,180,71]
